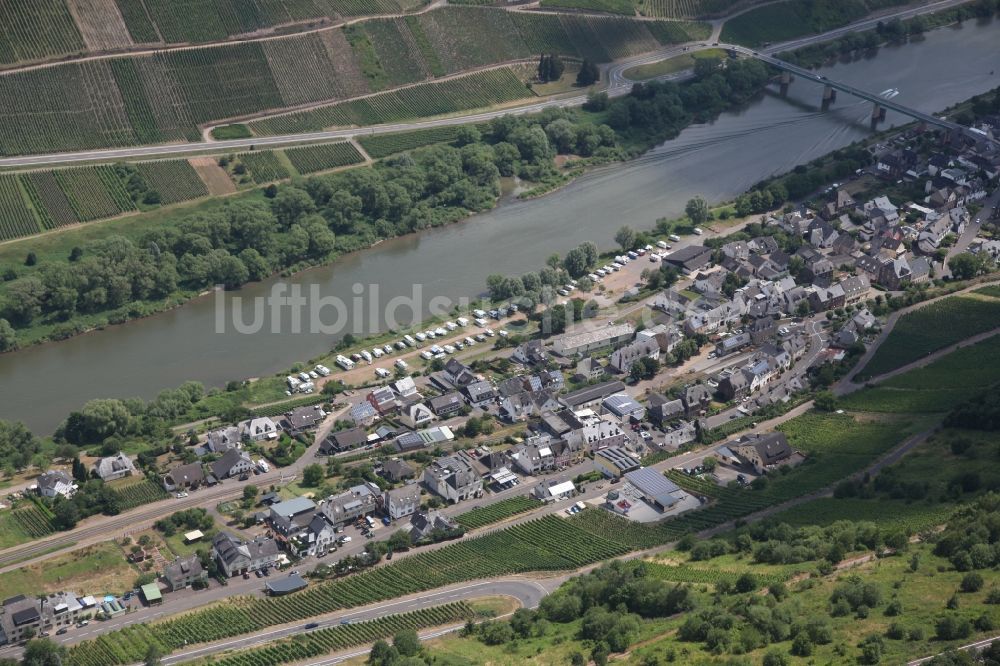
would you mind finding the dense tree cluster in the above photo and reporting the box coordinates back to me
[946,391,1000,431]
[605,58,771,145]
[933,493,1000,572]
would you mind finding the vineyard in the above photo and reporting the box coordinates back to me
[250,67,531,135]
[766,497,953,533]
[55,166,135,221]
[136,160,209,204]
[10,501,56,539]
[0,6,707,156]
[839,335,1000,414]
[358,126,464,158]
[455,496,541,529]
[0,0,85,66]
[249,394,327,418]
[285,142,366,175]
[198,603,475,666]
[110,480,169,512]
[67,515,631,665]
[635,0,748,18]
[540,0,636,16]
[0,175,41,241]
[857,293,1000,379]
[235,152,290,184]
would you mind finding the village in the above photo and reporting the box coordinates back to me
[2,116,999,650]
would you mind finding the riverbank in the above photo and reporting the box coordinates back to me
[0,59,771,353]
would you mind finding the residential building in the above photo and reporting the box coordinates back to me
[383,485,421,520]
[729,433,794,474]
[162,554,206,592]
[463,380,497,407]
[401,402,435,428]
[319,427,368,454]
[382,459,417,483]
[92,452,137,482]
[647,394,685,426]
[608,337,660,374]
[392,376,419,399]
[428,392,464,417]
[35,470,76,498]
[367,386,399,415]
[682,384,713,417]
[0,595,42,644]
[511,340,548,366]
[320,482,381,527]
[718,369,753,402]
[423,455,483,503]
[715,331,752,356]
[289,514,337,557]
[163,463,205,492]
[409,511,460,543]
[205,425,241,453]
[509,439,556,476]
[350,401,379,427]
[212,532,280,577]
[239,417,279,442]
[532,478,576,502]
[283,405,325,434]
[443,358,478,387]
[551,323,635,357]
[576,409,629,451]
[210,448,254,480]
[268,496,317,536]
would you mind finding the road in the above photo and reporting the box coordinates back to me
[0,0,970,171]
[909,634,1000,665]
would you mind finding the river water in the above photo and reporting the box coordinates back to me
[3,19,998,434]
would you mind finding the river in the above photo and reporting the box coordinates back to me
[2,19,998,434]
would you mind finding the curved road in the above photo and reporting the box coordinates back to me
[0,0,970,171]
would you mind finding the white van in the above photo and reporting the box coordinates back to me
[656,240,668,249]
[693,227,704,235]
[668,234,681,242]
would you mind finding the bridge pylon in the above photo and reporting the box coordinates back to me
[821,84,837,109]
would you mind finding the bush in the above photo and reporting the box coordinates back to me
[961,572,984,593]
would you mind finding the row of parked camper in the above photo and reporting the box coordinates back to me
[286,364,332,393]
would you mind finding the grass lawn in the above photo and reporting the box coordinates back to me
[0,511,35,549]
[857,293,1000,380]
[161,522,220,558]
[623,49,727,80]
[531,63,585,96]
[0,542,136,598]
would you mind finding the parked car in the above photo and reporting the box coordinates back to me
[305,623,319,630]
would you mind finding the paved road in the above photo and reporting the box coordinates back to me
[909,633,1000,665]
[0,0,967,171]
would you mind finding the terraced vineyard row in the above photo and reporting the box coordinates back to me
[110,480,169,512]
[10,501,56,539]
[203,603,475,666]
[285,142,366,174]
[0,175,41,241]
[0,161,211,241]
[67,515,626,665]
[358,126,465,158]
[0,0,85,66]
[250,67,531,135]
[136,160,209,204]
[455,496,542,530]
[236,152,290,184]
[636,0,747,18]
[1,7,706,155]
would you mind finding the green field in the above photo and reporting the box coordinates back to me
[857,292,1000,379]
[622,48,727,79]
[284,142,366,174]
[720,0,908,46]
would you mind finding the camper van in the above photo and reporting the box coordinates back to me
[395,359,408,371]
